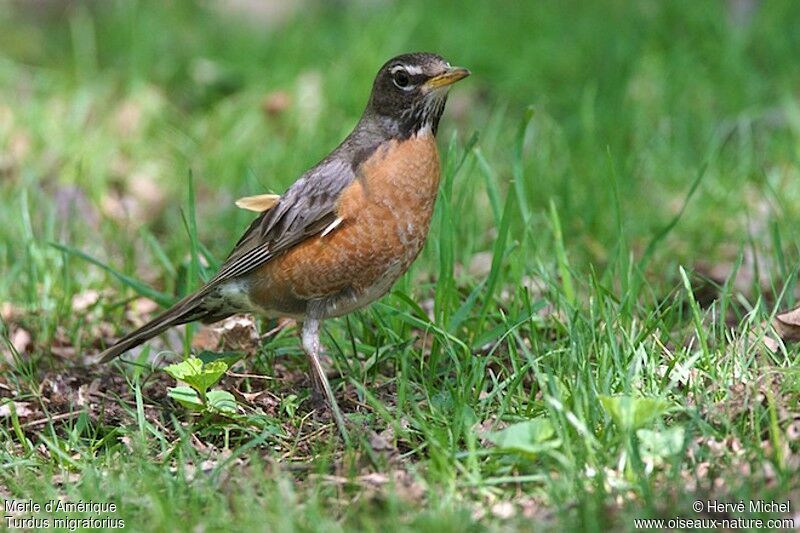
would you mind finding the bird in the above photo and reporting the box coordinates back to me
[97,52,470,440]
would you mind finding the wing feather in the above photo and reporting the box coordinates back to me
[208,158,356,286]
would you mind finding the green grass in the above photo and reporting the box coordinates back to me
[2,0,800,530]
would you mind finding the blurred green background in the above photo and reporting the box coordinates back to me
[2,0,799,302]
[2,1,800,529]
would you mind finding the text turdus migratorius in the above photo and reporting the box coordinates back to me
[97,52,470,439]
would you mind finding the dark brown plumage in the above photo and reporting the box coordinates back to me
[97,52,470,440]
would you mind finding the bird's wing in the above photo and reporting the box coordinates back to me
[208,157,357,285]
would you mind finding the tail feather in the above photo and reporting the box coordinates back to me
[96,290,220,363]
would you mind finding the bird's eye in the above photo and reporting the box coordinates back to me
[392,70,411,89]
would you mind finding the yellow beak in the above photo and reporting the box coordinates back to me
[424,66,471,90]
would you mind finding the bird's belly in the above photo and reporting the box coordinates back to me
[249,206,433,318]
[318,213,432,318]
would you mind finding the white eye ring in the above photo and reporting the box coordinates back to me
[391,67,414,91]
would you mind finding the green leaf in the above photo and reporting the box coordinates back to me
[636,426,685,461]
[281,394,299,418]
[182,360,228,396]
[164,358,228,396]
[197,351,244,369]
[485,418,559,456]
[599,395,670,432]
[167,386,204,411]
[163,358,203,382]
[206,390,238,415]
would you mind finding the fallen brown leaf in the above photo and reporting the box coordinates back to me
[191,326,221,352]
[262,90,292,118]
[100,164,166,223]
[491,501,516,520]
[192,314,260,354]
[11,327,31,354]
[774,306,800,342]
[125,297,159,327]
[786,420,800,441]
[114,100,143,136]
[51,472,82,485]
[761,334,781,353]
[72,289,101,312]
[0,401,33,418]
[1,302,23,322]
[456,251,492,278]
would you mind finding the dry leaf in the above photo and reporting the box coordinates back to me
[786,420,800,441]
[1,302,23,322]
[72,289,100,312]
[390,470,425,502]
[101,164,166,222]
[262,90,292,118]
[0,401,33,418]
[471,505,487,521]
[51,472,81,485]
[192,314,260,354]
[125,297,159,327]
[518,497,543,520]
[774,306,800,342]
[235,193,280,212]
[192,326,221,352]
[456,251,492,278]
[491,501,516,520]
[368,428,394,452]
[114,100,143,136]
[50,345,76,358]
[761,334,781,353]
[11,327,31,353]
[359,472,389,486]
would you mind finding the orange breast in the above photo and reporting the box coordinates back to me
[248,135,440,316]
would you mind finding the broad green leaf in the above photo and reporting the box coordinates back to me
[486,418,558,456]
[637,426,685,460]
[164,358,228,396]
[167,386,204,411]
[599,395,669,432]
[164,358,203,382]
[281,394,299,418]
[197,351,245,369]
[182,360,228,396]
[206,390,238,415]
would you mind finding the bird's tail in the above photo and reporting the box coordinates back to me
[96,289,225,363]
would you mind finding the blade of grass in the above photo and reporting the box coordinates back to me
[49,242,172,307]
[678,266,711,369]
[637,164,707,273]
[549,200,575,307]
[473,189,516,336]
[512,107,535,224]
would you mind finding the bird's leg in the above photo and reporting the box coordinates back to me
[302,317,349,443]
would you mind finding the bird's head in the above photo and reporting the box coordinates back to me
[365,52,470,138]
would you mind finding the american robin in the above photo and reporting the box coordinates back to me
[97,52,470,440]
